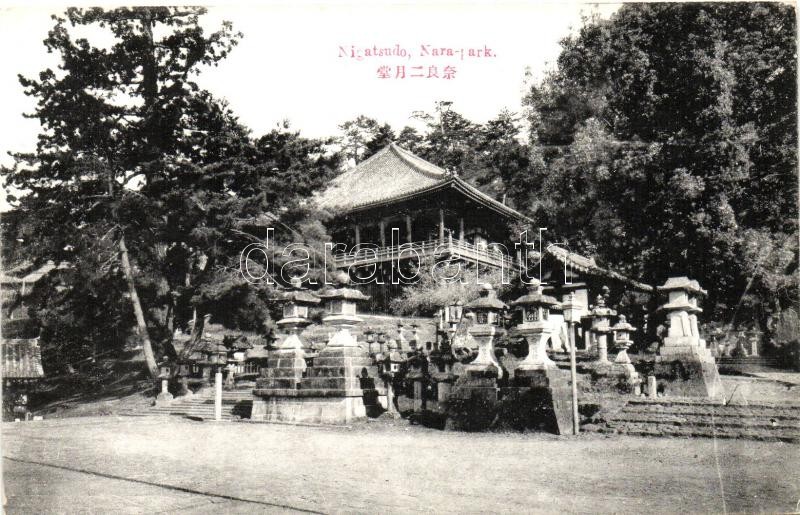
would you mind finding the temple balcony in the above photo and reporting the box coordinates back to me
[332,237,520,271]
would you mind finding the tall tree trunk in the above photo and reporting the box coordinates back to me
[119,235,159,378]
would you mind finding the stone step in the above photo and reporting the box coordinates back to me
[608,413,800,431]
[620,404,800,420]
[587,398,800,442]
[597,422,800,443]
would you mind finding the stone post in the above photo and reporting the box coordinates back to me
[214,370,223,421]
[155,377,174,406]
[647,375,657,398]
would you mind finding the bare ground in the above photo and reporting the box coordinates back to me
[2,415,799,514]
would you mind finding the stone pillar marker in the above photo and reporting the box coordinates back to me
[511,279,562,371]
[155,376,173,406]
[214,370,223,421]
[647,375,657,398]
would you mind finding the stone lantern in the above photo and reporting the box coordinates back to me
[463,283,507,377]
[657,276,711,361]
[206,341,228,370]
[446,300,464,326]
[255,278,320,397]
[589,294,616,365]
[275,277,320,350]
[510,279,562,370]
[364,329,380,356]
[155,363,174,406]
[377,339,405,417]
[654,276,722,399]
[610,315,636,365]
[206,340,228,421]
[441,300,463,348]
[318,286,370,348]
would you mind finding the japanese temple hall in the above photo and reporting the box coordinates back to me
[316,143,529,307]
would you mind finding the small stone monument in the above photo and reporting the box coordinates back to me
[655,276,723,399]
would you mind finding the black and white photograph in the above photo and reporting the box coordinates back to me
[0,1,798,513]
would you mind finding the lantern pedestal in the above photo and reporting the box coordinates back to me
[255,334,307,392]
[515,325,557,371]
[510,367,574,435]
[252,343,381,424]
[446,369,500,430]
[464,325,505,377]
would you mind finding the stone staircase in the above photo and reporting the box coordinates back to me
[587,398,800,443]
[717,356,783,373]
[137,387,254,421]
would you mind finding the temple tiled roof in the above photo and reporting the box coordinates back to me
[544,246,653,292]
[657,276,707,296]
[315,143,528,220]
[1,338,45,379]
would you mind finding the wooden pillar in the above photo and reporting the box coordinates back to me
[458,217,464,241]
[354,224,361,246]
[379,220,386,248]
[438,208,445,242]
[405,215,412,244]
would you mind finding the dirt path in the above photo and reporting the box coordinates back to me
[3,416,799,513]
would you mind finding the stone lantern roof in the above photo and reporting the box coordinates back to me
[657,276,707,296]
[610,314,636,334]
[509,280,561,308]
[464,283,507,311]
[279,289,321,305]
[589,294,616,318]
[318,287,371,302]
[275,277,321,305]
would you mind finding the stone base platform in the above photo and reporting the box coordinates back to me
[251,389,382,424]
[654,357,724,400]
[512,367,574,435]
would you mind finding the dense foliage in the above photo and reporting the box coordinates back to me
[3,8,339,377]
[519,3,797,333]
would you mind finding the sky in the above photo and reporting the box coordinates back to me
[0,1,622,209]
